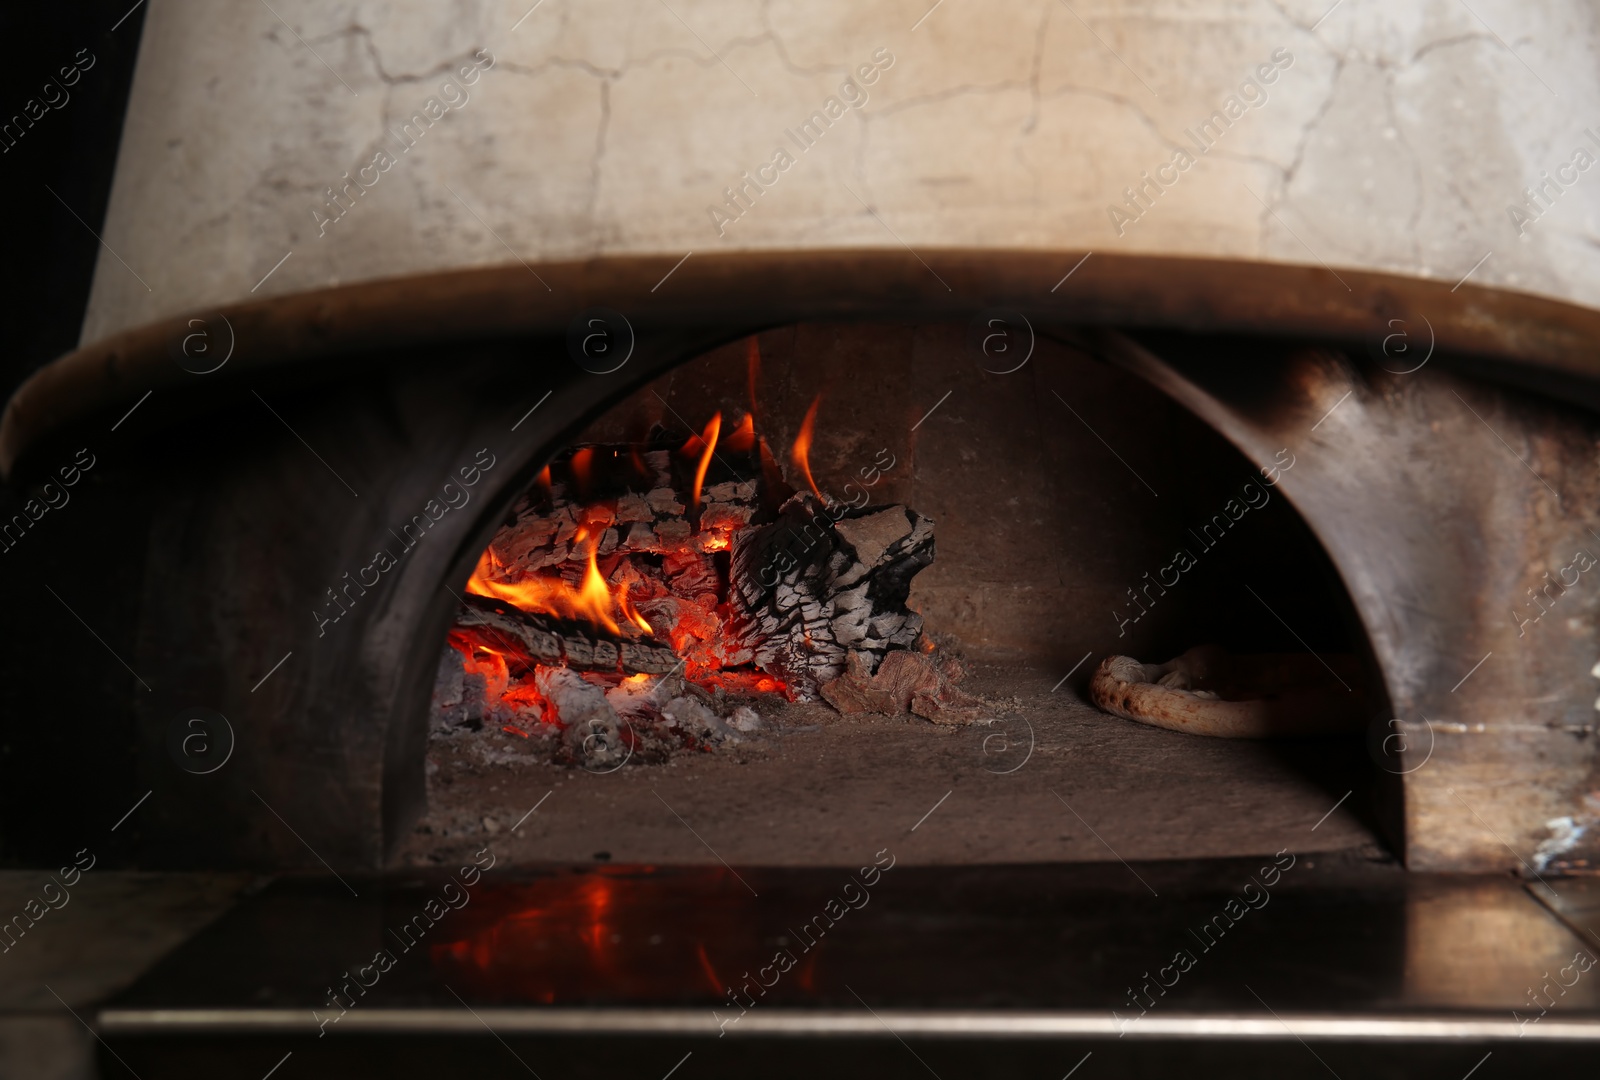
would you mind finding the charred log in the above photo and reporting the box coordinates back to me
[727,494,934,700]
[453,596,681,676]
[491,448,762,577]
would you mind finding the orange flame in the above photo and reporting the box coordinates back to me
[691,412,721,517]
[467,531,646,638]
[724,413,755,453]
[618,590,654,635]
[467,550,572,615]
[535,465,552,496]
[575,527,621,636]
[791,395,823,501]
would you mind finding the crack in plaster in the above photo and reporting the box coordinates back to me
[759,0,857,80]
[1014,0,1054,209]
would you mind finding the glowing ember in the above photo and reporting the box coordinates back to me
[791,394,824,501]
[457,639,509,699]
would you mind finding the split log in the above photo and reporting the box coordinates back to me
[727,494,935,700]
[453,596,680,676]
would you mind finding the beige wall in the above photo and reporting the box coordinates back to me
[82,0,1600,343]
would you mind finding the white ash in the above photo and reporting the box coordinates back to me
[428,646,769,770]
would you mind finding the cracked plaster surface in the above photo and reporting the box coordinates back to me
[81,0,1600,343]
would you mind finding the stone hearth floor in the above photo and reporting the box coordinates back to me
[402,662,1383,869]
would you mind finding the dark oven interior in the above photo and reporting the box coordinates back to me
[411,322,1389,869]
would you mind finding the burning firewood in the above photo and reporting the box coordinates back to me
[434,391,983,769]
[476,445,765,678]
[452,597,681,676]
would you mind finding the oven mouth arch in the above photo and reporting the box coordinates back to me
[394,318,1397,869]
[12,250,1593,872]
